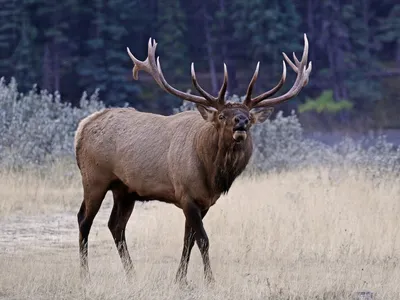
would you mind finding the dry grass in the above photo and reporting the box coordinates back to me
[0,164,400,299]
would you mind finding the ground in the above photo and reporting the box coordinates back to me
[0,165,399,299]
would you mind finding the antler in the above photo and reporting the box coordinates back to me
[243,34,312,109]
[127,38,228,109]
[191,63,228,108]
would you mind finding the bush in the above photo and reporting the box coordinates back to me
[1,77,399,176]
[175,95,400,175]
[298,90,353,114]
[0,77,105,169]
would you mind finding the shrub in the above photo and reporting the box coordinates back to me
[174,95,400,175]
[0,77,105,169]
[1,77,399,176]
[298,90,353,114]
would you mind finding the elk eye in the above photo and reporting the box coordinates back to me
[218,114,225,120]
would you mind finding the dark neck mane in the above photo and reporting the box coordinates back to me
[196,125,253,195]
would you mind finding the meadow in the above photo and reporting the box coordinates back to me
[1,78,400,299]
[0,163,399,300]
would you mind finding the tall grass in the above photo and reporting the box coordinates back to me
[0,167,399,299]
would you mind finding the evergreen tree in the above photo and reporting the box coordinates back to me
[156,0,188,79]
[230,0,301,96]
[77,0,142,108]
[12,8,38,91]
[0,0,20,77]
[155,0,189,109]
[34,0,80,92]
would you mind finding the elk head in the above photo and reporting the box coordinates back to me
[127,34,312,144]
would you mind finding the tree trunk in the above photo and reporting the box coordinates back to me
[218,0,237,96]
[363,0,370,58]
[53,44,60,92]
[203,6,218,95]
[307,0,316,63]
[42,43,52,92]
[396,38,400,69]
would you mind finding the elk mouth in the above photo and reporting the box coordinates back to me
[233,129,247,142]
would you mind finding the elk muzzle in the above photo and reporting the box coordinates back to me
[232,116,249,142]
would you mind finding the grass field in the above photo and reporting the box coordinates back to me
[0,164,399,299]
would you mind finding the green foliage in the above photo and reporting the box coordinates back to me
[231,0,301,72]
[377,4,400,44]
[157,0,188,78]
[76,0,141,107]
[0,0,19,75]
[0,0,399,120]
[298,90,353,114]
[0,1,39,92]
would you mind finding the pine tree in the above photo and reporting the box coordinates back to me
[34,0,80,93]
[230,0,301,97]
[0,0,21,79]
[152,0,189,110]
[12,8,38,90]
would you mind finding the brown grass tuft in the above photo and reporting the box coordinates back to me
[0,164,399,299]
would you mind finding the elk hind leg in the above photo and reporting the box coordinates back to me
[108,181,136,275]
[77,183,108,280]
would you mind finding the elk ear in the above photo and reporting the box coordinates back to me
[196,104,218,122]
[250,107,274,124]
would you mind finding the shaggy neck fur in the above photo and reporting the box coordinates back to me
[196,124,253,195]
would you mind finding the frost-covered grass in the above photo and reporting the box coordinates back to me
[1,77,399,175]
[176,96,400,175]
[0,77,105,169]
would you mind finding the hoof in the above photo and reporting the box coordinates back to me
[175,278,191,290]
[205,275,216,287]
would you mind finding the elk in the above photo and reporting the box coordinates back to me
[75,34,312,285]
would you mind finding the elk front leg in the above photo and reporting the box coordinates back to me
[175,208,209,284]
[178,201,214,284]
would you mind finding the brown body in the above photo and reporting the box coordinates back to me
[75,107,253,208]
[76,35,312,284]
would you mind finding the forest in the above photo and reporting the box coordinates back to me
[0,0,399,130]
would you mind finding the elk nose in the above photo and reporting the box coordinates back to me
[234,116,249,130]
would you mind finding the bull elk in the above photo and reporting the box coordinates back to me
[75,34,312,284]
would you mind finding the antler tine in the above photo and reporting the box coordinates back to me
[243,62,260,107]
[191,63,217,102]
[126,47,140,80]
[303,61,312,87]
[126,38,164,88]
[217,63,228,106]
[156,57,217,107]
[292,52,300,66]
[247,33,312,109]
[282,52,297,72]
[127,37,216,108]
[190,62,228,108]
[245,61,287,108]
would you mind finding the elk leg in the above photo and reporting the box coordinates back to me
[108,185,136,276]
[175,209,209,284]
[77,187,107,280]
[182,202,214,284]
